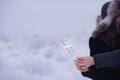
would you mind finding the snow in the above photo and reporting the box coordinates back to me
[0,0,109,80]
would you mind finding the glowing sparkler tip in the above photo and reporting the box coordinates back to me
[63,44,72,48]
[60,39,76,58]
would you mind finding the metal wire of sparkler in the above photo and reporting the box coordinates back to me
[60,39,76,58]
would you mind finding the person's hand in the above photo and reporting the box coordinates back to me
[74,60,89,72]
[74,56,95,72]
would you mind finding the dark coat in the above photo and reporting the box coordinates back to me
[94,49,120,68]
[81,36,120,80]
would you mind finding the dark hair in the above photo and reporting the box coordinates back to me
[97,2,120,49]
[98,18,118,49]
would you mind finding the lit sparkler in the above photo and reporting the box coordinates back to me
[60,39,76,58]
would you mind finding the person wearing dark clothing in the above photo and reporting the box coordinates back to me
[74,0,120,80]
[81,36,120,80]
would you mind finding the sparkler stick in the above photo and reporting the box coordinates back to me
[60,39,76,58]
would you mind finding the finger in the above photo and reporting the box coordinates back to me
[73,60,78,62]
[75,64,82,70]
[75,63,87,69]
[75,66,80,70]
[74,60,84,63]
[76,66,89,72]
[79,68,88,72]
[79,67,89,71]
[75,62,83,66]
[80,68,89,72]
[80,66,88,70]
[77,57,85,60]
[75,62,86,67]
[75,63,85,69]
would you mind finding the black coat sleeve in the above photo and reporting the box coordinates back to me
[94,49,120,68]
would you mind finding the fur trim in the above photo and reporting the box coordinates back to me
[92,0,120,38]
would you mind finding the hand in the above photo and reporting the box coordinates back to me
[74,60,89,72]
[74,56,95,72]
[77,56,95,68]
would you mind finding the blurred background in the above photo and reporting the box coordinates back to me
[0,0,109,80]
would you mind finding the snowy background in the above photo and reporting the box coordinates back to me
[0,0,109,80]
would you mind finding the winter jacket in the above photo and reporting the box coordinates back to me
[81,36,120,80]
[94,49,120,68]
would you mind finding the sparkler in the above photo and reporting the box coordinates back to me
[60,39,76,58]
